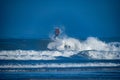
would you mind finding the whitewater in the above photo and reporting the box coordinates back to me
[0,37,120,60]
[0,30,120,79]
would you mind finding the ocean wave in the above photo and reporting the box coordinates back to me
[0,63,119,68]
[79,50,120,59]
[46,36,120,60]
[0,50,120,60]
[0,50,77,60]
[48,37,120,51]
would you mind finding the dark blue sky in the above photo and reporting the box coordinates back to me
[0,0,120,39]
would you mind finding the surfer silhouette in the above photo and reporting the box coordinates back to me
[54,27,60,39]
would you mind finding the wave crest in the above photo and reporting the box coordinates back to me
[47,37,120,51]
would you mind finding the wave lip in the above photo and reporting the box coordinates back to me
[48,37,120,51]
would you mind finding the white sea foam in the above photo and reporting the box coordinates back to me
[47,35,120,60]
[0,50,77,60]
[82,50,120,59]
[0,63,119,68]
[0,37,120,60]
[0,50,119,60]
[48,37,120,51]
[0,30,120,60]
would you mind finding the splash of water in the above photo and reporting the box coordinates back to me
[48,36,120,51]
[0,27,120,60]
[47,27,120,59]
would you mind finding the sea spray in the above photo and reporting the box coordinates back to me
[48,37,120,51]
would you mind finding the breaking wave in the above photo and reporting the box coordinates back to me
[0,50,77,60]
[0,27,120,60]
[0,49,120,60]
[79,50,120,59]
[0,63,119,68]
[48,37,120,51]
[0,36,120,60]
[47,35,120,60]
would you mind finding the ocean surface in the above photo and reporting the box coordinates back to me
[0,37,120,80]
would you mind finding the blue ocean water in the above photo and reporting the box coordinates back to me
[0,37,120,80]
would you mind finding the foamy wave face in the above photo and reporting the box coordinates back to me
[47,36,120,60]
[0,50,77,60]
[48,38,81,51]
[80,50,120,59]
[0,63,119,68]
[0,50,120,60]
[0,37,119,60]
[48,37,120,51]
